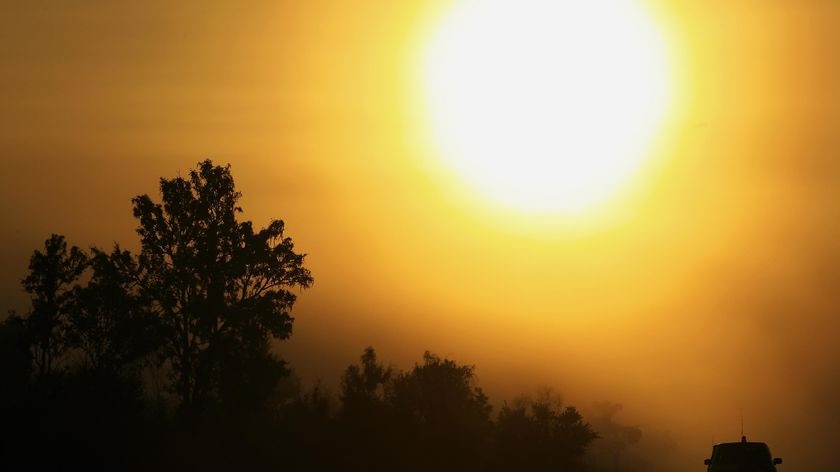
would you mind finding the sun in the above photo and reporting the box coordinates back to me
[422,0,671,215]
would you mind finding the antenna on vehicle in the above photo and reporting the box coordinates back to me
[740,411,746,443]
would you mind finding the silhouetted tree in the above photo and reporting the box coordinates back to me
[616,428,679,472]
[587,401,643,471]
[130,160,313,409]
[8,238,153,470]
[215,336,291,416]
[337,347,395,469]
[491,391,597,471]
[0,161,625,471]
[340,346,392,413]
[388,352,493,470]
[66,247,159,375]
[21,234,87,377]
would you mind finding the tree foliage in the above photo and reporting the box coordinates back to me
[587,401,644,471]
[492,391,598,471]
[0,161,629,470]
[371,350,493,470]
[21,234,87,377]
[389,351,493,446]
[130,160,313,408]
[340,346,392,411]
[67,247,158,374]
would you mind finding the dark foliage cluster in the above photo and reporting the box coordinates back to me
[323,348,598,472]
[1,161,631,471]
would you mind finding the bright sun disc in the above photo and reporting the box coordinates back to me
[423,0,671,215]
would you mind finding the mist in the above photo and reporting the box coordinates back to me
[2,0,840,470]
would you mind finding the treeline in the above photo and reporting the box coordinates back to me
[0,160,662,471]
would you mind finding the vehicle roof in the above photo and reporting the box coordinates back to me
[714,441,770,447]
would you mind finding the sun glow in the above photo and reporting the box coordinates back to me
[422,0,671,215]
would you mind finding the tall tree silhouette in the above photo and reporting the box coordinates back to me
[340,346,393,412]
[338,347,395,468]
[131,160,313,409]
[21,234,87,378]
[66,247,158,375]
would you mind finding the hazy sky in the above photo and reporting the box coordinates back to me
[2,1,839,469]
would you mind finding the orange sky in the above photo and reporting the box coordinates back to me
[2,1,839,469]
